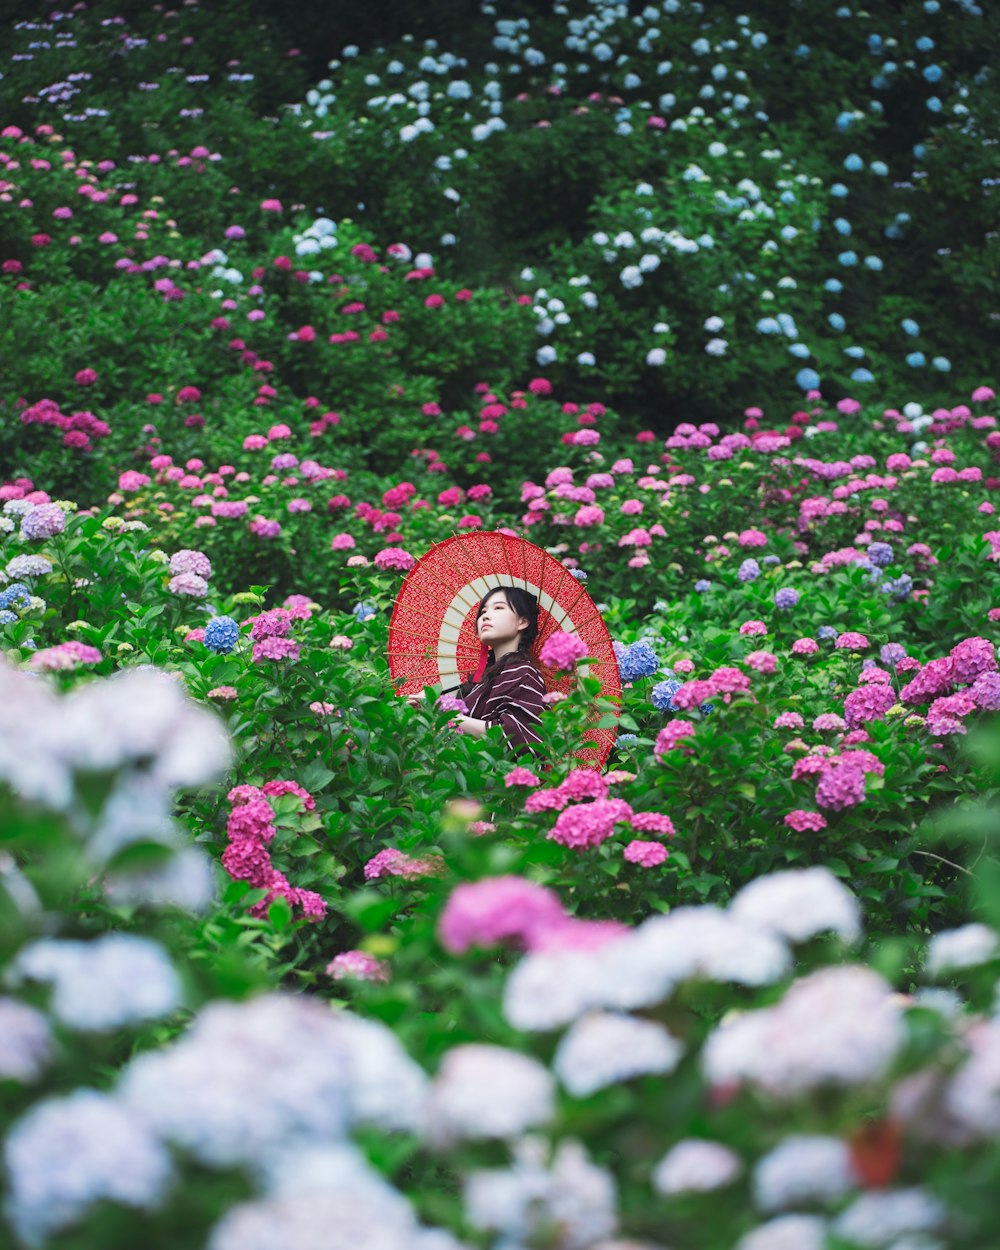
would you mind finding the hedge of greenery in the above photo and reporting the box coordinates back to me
[3,0,1000,1247]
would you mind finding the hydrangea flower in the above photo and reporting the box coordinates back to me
[651,677,682,711]
[613,639,659,681]
[20,503,66,540]
[203,616,240,654]
[541,630,588,670]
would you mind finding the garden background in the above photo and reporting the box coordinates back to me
[2,0,1000,1246]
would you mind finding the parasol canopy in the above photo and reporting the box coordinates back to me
[387,530,621,768]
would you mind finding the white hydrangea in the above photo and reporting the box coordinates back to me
[593,906,791,1012]
[553,1012,683,1097]
[752,1135,854,1211]
[737,1215,828,1250]
[729,867,861,944]
[332,1012,428,1132]
[208,1189,461,1250]
[465,1137,617,1247]
[503,947,599,1032]
[925,924,998,976]
[424,1044,554,1146]
[13,934,182,1032]
[832,1187,946,1247]
[0,998,52,1082]
[646,348,667,366]
[703,966,903,1098]
[5,1089,173,1246]
[652,1139,742,1194]
[119,995,352,1167]
[943,1017,1000,1136]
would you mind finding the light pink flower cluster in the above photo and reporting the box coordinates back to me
[900,657,955,704]
[539,630,588,670]
[505,766,542,788]
[220,782,325,920]
[364,848,441,880]
[739,620,768,637]
[169,548,212,578]
[326,950,389,982]
[523,767,608,813]
[745,651,777,675]
[834,631,870,650]
[28,640,101,672]
[792,638,820,655]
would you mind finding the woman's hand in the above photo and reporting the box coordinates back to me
[405,693,424,708]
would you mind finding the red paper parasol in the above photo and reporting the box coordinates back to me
[388,530,621,768]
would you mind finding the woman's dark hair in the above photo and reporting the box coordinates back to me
[462,585,540,692]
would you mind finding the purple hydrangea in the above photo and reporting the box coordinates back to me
[20,504,66,541]
[774,588,800,610]
[867,542,895,567]
[738,558,761,583]
[880,643,908,665]
[694,579,712,593]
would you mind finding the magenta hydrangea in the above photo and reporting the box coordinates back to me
[784,810,829,832]
[437,876,567,954]
[373,546,416,572]
[623,840,669,867]
[28,641,101,672]
[844,684,896,727]
[539,630,588,670]
[326,951,389,982]
[950,637,997,685]
[548,797,634,850]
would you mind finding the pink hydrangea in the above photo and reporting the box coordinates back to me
[784,810,828,832]
[738,528,768,547]
[262,779,316,811]
[844,684,896,727]
[708,666,751,700]
[745,651,777,675]
[623,840,669,867]
[169,548,212,578]
[654,719,696,757]
[374,546,416,572]
[671,679,715,710]
[739,620,768,637]
[168,571,208,597]
[815,759,868,811]
[331,533,356,550]
[28,641,101,672]
[505,767,542,788]
[774,712,805,729]
[326,951,389,982]
[813,713,847,732]
[835,632,870,650]
[548,798,634,849]
[364,848,439,880]
[950,637,997,685]
[540,630,588,670]
[900,657,955,705]
[792,638,820,655]
[252,637,300,663]
[208,686,238,701]
[250,608,293,640]
[437,876,566,954]
[629,811,675,837]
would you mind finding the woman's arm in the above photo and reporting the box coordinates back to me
[454,714,489,737]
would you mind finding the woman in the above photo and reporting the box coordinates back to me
[453,585,547,755]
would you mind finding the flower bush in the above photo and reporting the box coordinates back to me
[2,0,1000,1246]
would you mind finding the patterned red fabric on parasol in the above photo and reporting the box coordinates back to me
[387,531,621,768]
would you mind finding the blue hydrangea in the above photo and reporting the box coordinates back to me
[932,357,951,372]
[901,318,920,336]
[613,639,660,682]
[833,218,852,236]
[774,587,800,609]
[738,558,761,583]
[570,568,588,581]
[851,368,876,383]
[882,574,914,600]
[353,601,377,622]
[762,555,782,566]
[796,367,821,390]
[844,153,864,172]
[0,609,17,625]
[907,352,927,368]
[651,678,683,712]
[868,541,894,567]
[0,583,31,611]
[694,579,712,593]
[828,313,846,332]
[617,733,639,744]
[829,184,849,198]
[204,615,240,654]
[838,250,858,267]
[817,625,839,641]
[916,35,935,51]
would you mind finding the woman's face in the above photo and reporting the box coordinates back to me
[476,592,529,649]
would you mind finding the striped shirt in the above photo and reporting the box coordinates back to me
[460,658,546,754]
